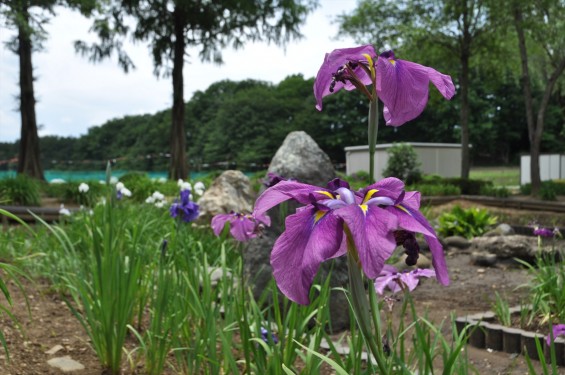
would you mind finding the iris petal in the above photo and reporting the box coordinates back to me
[270,206,343,305]
[254,180,329,216]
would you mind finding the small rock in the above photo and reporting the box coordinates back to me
[471,251,498,267]
[477,268,485,274]
[47,356,85,372]
[443,236,472,249]
[46,344,65,355]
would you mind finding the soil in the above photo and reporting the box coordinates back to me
[2,202,565,374]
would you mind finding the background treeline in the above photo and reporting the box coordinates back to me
[1,72,563,172]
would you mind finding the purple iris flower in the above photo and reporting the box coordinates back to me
[170,189,200,223]
[313,45,456,126]
[211,211,271,242]
[253,177,449,305]
[533,227,554,237]
[260,326,279,344]
[374,265,436,294]
[546,324,565,346]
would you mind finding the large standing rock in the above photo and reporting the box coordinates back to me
[197,170,254,222]
[244,131,351,331]
[267,130,335,187]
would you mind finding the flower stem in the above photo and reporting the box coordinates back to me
[346,230,387,373]
[368,97,379,183]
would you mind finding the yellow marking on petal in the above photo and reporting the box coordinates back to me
[362,189,379,204]
[359,204,368,216]
[316,190,334,199]
[389,59,396,66]
[362,53,376,80]
[314,210,326,223]
[395,204,412,215]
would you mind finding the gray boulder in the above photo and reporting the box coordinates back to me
[267,130,335,187]
[483,223,515,237]
[197,170,254,221]
[244,131,351,331]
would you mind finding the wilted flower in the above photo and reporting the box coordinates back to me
[211,211,270,242]
[78,183,89,193]
[59,204,71,216]
[546,324,565,346]
[170,189,199,223]
[313,45,455,126]
[374,265,436,294]
[252,177,449,305]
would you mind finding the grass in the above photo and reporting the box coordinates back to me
[470,166,520,187]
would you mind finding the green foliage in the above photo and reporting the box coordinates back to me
[43,180,105,206]
[409,183,461,196]
[382,143,422,184]
[521,180,565,199]
[492,292,512,326]
[438,205,498,239]
[479,184,511,198]
[0,174,40,206]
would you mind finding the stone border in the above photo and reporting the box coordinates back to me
[455,307,565,366]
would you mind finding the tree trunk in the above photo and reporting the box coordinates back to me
[169,5,188,180]
[459,49,470,179]
[17,6,44,181]
[513,6,539,195]
[459,2,471,180]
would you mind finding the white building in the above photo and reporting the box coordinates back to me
[345,142,463,180]
[520,154,565,185]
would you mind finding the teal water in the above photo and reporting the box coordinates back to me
[0,170,211,182]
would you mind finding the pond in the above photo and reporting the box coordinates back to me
[0,170,211,182]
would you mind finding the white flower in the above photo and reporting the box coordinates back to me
[50,178,66,184]
[152,191,165,200]
[110,176,118,184]
[154,201,165,208]
[121,187,132,197]
[193,181,205,195]
[180,181,191,191]
[158,177,167,183]
[78,182,90,193]
[177,179,184,187]
[59,204,71,216]
[145,196,155,204]
[116,182,125,191]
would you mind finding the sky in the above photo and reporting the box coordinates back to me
[0,0,359,143]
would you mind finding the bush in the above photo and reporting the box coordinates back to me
[0,174,41,206]
[408,183,460,196]
[383,143,422,184]
[438,205,498,239]
[520,180,565,199]
[479,185,510,198]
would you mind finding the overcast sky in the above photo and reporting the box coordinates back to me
[0,0,359,143]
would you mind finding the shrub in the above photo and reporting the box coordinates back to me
[438,205,498,239]
[480,185,510,198]
[408,183,460,196]
[383,143,422,184]
[0,174,41,206]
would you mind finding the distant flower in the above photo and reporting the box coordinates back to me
[146,191,167,208]
[193,181,205,196]
[546,324,565,346]
[110,176,118,185]
[252,177,449,305]
[374,265,436,294]
[78,182,89,193]
[211,211,271,242]
[313,45,456,126]
[533,227,555,237]
[260,326,279,344]
[170,189,199,223]
[158,177,167,183]
[50,178,66,184]
[262,172,293,188]
[116,182,132,200]
[59,204,71,216]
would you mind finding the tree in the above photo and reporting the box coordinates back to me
[77,0,317,180]
[510,0,565,195]
[336,0,491,179]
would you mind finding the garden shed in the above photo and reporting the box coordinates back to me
[344,142,463,180]
[520,154,565,185]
